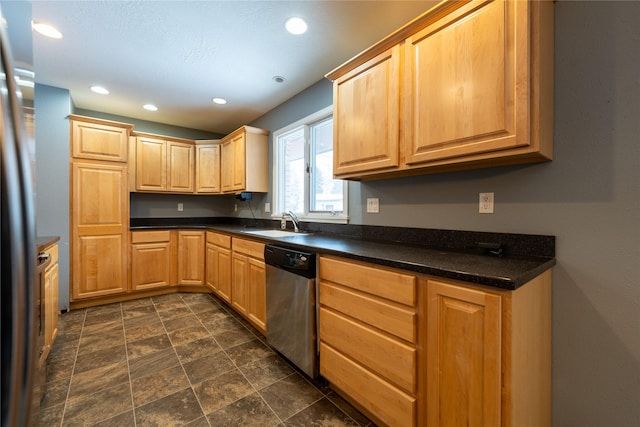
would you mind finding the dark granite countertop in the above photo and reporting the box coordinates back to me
[130,218,556,290]
[36,236,60,253]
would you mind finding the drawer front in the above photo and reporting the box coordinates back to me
[45,244,59,265]
[131,230,171,244]
[232,237,264,259]
[320,307,416,393]
[206,231,231,249]
[320,256,416,306]
[320,281,416,343]
[320,342,416,427]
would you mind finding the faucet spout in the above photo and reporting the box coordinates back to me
[285,210,301,232]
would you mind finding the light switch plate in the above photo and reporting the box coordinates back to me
[367,198,380,213]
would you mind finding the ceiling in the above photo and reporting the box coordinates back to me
[27,1,437,135]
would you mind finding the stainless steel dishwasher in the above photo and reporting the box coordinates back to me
[264,244,318,378]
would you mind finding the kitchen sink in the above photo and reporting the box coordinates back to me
[241,229,311,238]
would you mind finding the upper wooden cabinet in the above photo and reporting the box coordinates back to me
[70,115,132,162]
[332,45,401,176]
[326,0,553,180]
[195,141,221,193]
[220,126,269,194]
[132,133,195,193]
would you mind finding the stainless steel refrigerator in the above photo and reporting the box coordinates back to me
[0,3,38,425]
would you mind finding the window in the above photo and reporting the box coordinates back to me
[273,106,348,223]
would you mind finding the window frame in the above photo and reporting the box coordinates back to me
[272,105,348,224]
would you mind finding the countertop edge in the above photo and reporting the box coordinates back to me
[36,236,60,253]
[131,224,556,291]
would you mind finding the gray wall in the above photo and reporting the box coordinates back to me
[130,193,232,218]
[248,2,640,425]
[34,84,72,310]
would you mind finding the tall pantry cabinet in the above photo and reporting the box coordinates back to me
[70,116,132,302]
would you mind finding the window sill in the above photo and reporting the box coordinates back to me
[271,214,349,225]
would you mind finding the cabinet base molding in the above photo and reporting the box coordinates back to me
[69,287,212,310]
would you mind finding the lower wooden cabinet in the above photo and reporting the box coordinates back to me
[426,280,502,427]
[205,231,232,303]
[426,272,552,427]
[43,243,59,363]
[177,230,205,285]
[71,161,129,300]
[130,230,173,291]
[319,255,552,427]
[231,237,266,334]
[319,256,418,426]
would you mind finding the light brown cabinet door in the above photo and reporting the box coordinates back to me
[131,241,172,291]
[196,144,220,193]
[220,139,234,193]
[177,231,205,285]
[231,252,248,315]
[71,120,129,162]
[44,250,59,356]
[167,141,195,192]
[136,136,167,191]
[247,257,266,334]
[427,279,502,427]
[231,133,246,191]
[404,0,530,165]
[71,161,128,300]
[332,45,400,176]
[205,242,232,303]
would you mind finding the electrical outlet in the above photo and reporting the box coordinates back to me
[265,203,271,213]
[234,204,238,212]
[367,198,380,213]
[177,203,183,212]
[479,192,494,214]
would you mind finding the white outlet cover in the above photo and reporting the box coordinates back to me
[479,192,494,214]
[367,198,380,213]
[264,203,271,213]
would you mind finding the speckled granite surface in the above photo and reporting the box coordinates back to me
[36,235,60,253]
[130,217,556,290]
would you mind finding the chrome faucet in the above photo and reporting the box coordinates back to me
[285,210,301,232]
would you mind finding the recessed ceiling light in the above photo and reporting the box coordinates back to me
[90,86,109,95]
[273,76,285,84]
[285,17,307,35]
[143,104,158,111]
[32,21,62,39]
[212,97,227,105]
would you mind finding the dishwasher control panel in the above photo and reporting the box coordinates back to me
[264,244,316,278]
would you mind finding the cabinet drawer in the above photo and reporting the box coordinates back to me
[232,237,264,259]
[131,230,171,244]
[320,281,415,343]
[206,231,231,249]
[320,342,416,427]
[320,256,416,306]
[44,244,58,265]
[320,307,416,393]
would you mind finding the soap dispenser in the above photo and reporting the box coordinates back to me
[280,214,287,230]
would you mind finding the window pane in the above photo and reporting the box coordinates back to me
[280,127,305,213]
[310,118,343,212]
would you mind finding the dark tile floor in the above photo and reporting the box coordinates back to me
[40,292,374,426]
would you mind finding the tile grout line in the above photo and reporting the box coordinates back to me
[121,301,138,427]
[57,307,87,427]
